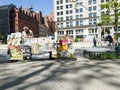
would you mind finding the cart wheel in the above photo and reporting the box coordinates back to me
[23,56,31,60]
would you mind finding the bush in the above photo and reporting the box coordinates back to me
[90,52,116,60]
[74,37,78,42]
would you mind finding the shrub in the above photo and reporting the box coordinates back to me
[74,37,78,42]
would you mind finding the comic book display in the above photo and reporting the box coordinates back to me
[9,46,23,60]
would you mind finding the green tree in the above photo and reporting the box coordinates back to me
[100,0,120,44]
[97,14,112,36]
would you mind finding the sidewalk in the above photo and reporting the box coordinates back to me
[0,57,120,90]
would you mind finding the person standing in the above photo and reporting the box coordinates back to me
[21,26,33,44]
[93,36,97,46]
[107,34,113,46]
[58,34,69,58]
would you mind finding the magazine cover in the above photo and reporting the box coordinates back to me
[10,46,23,60]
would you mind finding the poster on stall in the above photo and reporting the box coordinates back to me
[31,38,39,54]
[7,33,21,46]
[11,33,21,38]
[31,38,38,43]
[37,38,47,45]
[10,47,23,60]
[38,37,52,50]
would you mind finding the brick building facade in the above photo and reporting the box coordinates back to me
[44,12,55,36]
[11,6,40,37]
[0,4,41,39]
[0,4,55,42]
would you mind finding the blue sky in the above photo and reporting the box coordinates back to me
[0,0,53,15]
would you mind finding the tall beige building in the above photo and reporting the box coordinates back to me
[54,0,120,41]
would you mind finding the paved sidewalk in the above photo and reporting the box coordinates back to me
[0,58,120,90]
[0,45,120,90]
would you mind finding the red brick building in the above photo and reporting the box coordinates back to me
[0,4,54,41]
[44,12,55,36]
[10,5,40,37]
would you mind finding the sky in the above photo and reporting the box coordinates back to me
[0,0,53,15]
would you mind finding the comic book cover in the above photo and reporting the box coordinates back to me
[10,46,23,60]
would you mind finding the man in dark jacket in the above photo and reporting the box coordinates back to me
[107,34,113,46]
[93,36,97,46]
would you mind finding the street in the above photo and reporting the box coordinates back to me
[0,47,120,90]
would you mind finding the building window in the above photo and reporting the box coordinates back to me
[61,23,63,27]
[66,22,69,27]
[89,13,92,17]
[66,5,69,9]
[93,18,97,24]
[80,20,83,25]
[57,18,60,21]
[70,4,73,8]
[58,31,64,35]
[79,2,83,6]
[57,12,59,15]
[93,0,96,4]
[92,29,94,33]
[89,29,92,33]
[66,16,69,20]
[66,30,73,35]
[76,21,79,26]
[76,9,79,13]
[95,29,97,33]
[88,0,92,5]
[80,14,83,18]
[60,0,63,4]
[57,1,59,4]
[93,6,97,10]
[76,29,83,34]
[80,8,83,12]
[89,19,92,25]
[89,7,92,11]
[106,0,109,2]
[57,6,59,10]
[70,16,73,20]
[60,6,63,9]
[57,23,60,28]
[93,12,97,17]
[66,10,69,14]
[70,21,73,26]
[76,15,79,19]
[117,26,120,31]
[60,11,63,15]
[70,10,73,14]
[61,17,63,21]
[66,0,69,3]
